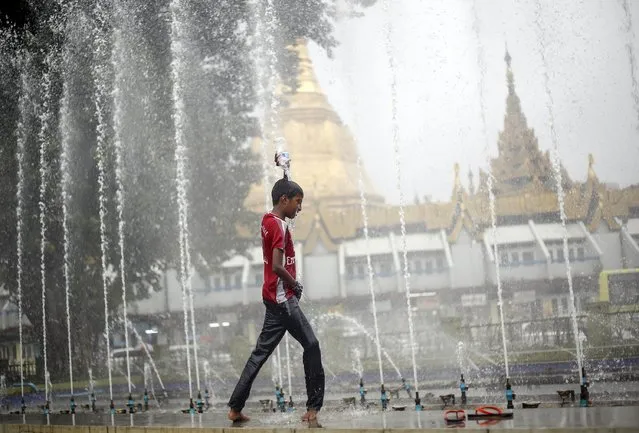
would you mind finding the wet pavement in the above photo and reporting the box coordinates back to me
[1,406,638,429]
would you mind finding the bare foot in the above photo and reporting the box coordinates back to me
[301,409,318,422]
[228,409,250,422]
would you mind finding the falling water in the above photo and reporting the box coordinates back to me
[456,341,465,374]
[250,0,277,211]
[534,0,583,384]
[472,0,509,378]
[382,0,419,394]
[285,334,292,397]
[37,49,58,397]
[621,0,639,129]
[87,368,95,406]
[270,356,278,386]
[91,0,114,401]
[351,348,363,378]
[357,156,385,385]
[143,363,158,407]
[45,370,53,408]
[276,345,283,387]
[202,360,216,402]
[111,0,133,393]
[169,0,194,398]
[317,312,402,379]
[15,62,30,402]
[0,375,6,406]
[127,323,166,390]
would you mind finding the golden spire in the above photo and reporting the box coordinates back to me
[245,38,383,213]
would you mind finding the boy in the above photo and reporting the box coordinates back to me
[228,176,325,423]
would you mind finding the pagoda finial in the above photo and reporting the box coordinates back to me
[505,45,515,96]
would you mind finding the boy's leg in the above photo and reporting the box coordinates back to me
[228,305,286,412]
[285,298,325,412]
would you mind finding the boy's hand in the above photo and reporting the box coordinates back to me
[293,281,303,299]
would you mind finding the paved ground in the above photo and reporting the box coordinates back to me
[1,406,639,429]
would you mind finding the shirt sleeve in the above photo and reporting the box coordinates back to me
[266,217,285,251]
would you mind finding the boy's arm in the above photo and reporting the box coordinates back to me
[272,248,297,288]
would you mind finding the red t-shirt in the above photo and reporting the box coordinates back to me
[261,213,296,303]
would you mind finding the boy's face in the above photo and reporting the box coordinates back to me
[282,194,303,219]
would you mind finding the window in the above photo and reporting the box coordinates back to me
[214,277,221,291]
[522,251,534,264]
[425,260,433,274]
[549,250,554,262]
[234,274,242,288]
[568,248,575,261]
[255,274,261,287]
[556,249,565,263]
[357,264,364,278]
[414,260,423,274]
[347,264,354,279]
[577,247,585,261]
[224,274,231,290]
[552,298,558,314]
[561,297,568,315]
[511,252,520,265]
[500,252,509,266]
[436,256,444,271]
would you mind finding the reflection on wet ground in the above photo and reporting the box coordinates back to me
[2,406,639,429]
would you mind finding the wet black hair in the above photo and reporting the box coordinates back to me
[271,174,304,205]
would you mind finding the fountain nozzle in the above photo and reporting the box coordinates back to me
[414,391,422,411]
[380,384,388,411]
[505,378,515,409]
[460,374,468,405]
[580,367,590,407]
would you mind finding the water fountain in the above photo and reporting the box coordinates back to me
[14,57,30,409]
[202,360,215,408]
[87,368,96,412]
[534,0,584,385]
[315,312,402,380]
[3,0,639,430]
[351,348,364,380]
[112,0,133,396]
[0,375,7,411]
[37,48,55,411]
[471,0,510,397]
[382,0,419,402]
[168,0,195,402]
[91,0,115,403]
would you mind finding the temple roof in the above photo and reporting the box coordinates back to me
[241,44,639,253]
[491,50,571,196]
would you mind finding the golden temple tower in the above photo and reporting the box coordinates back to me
[244,39,383,212]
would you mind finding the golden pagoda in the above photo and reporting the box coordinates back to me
[244,39,383,214]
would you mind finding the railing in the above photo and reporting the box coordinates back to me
[0,361,37,383]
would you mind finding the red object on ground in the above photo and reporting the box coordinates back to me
[444,409,466,422]
[475,406,503,416]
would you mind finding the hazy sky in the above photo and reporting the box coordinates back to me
[307,0,639,203]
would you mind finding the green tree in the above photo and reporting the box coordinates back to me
[0,0,376,382]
